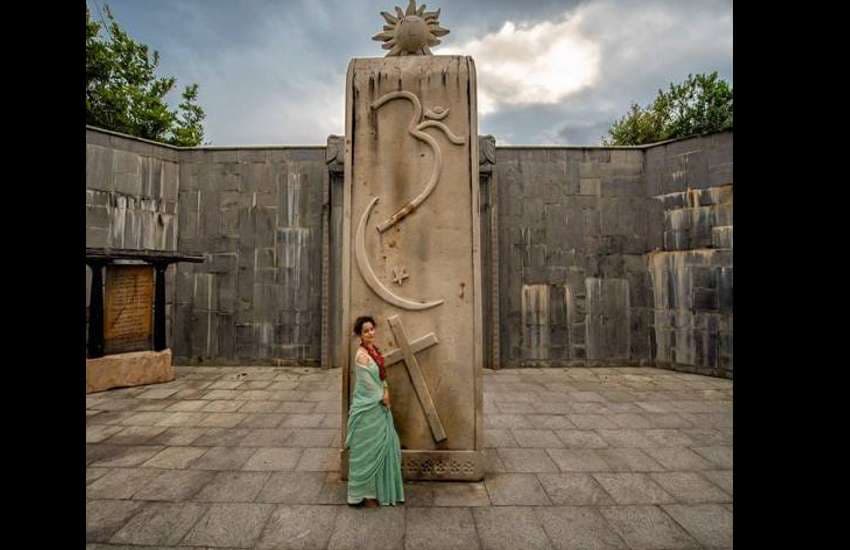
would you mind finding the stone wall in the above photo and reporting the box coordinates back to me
[494,147,658,368]
[645,132,733,377]
[85,127,732,376]
[85,129,181,351]
[172,146,326,365]
[494,132,732,377]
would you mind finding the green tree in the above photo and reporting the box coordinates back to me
[85,4,207,146]
[603,72,732,146]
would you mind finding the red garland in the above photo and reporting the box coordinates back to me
[361,343,386,381]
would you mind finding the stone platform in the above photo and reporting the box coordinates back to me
[86,366,732,549]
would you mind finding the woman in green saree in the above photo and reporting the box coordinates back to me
[346,316,405,507]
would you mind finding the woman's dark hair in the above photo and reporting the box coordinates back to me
[353,315,377,336]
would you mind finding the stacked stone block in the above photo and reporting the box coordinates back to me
[173,146,326,365]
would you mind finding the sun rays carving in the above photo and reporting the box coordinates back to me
[372,0,450,56]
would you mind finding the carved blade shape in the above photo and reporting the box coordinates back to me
[354,197,444,311]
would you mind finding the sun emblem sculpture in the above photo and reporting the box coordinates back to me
[372,0,450,56]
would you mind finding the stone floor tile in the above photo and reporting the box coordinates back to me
[483,448,507,474]
[485,473,551,505]
[432,481,491,506]
[295,447,341,471]
[649,472,731,504]
[641,413,694,428]
[327,506,405,550]
[255,471,326,504]
[288,428,336,447]
[181,502,276,548]
[599,505,700,549]
[280,414,326,429]
[569,414,619,429]
[192,427,252,447]
[570,402,610,415]
[190,446,257,471]
[592,473,675,505]
[546,449,610,472]
[532,402,574,414]
[315,473,349,505]
[142,446,207,469]
[609,413,653,429]
[512,429,566,448]
[108,502,207,546]
[554,430,609,449]
[690,446,733,469]
[201,400,246,413]
[86,500,145,542]
[662,504,733,548]
[498,448,560,473]
[597,448,666,472]
[147,427,207,446]
[90,445,164,468]
[240,428,294,447]
[473,506,553,550]
[192,471,271,502]
[537,473,615,506]
[165,399,208,412]
[196,412,247,428]
[243,447,303,471]
[642,429,695,447]
[595,429,653,448]
[700,469,733,496]
[239,400,282,413]
[402,482,436,506]
[681,428,730,446]
[121,411,173,426]
[102,426,167,446]
[642,447,715,471]
[495,401,537,413]
[86,424,125,443]
[135,387,179,400]
[239,413,285,429]
[87,468,162,499]
[156,411,207,427]
[537,506,628,550]
[524,415,578,430]
[256,504,342,550]
[483,429,519,448]
[484,414,534,429]
[132,469,216,501]
[405,507,481,550]
[86,467,110,485]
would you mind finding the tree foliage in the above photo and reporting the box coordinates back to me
[85,5,207,146]
[603,72,732,146]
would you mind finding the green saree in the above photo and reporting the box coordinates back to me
[346,355,405,506]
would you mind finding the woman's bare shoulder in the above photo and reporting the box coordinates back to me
[354,349,370,367]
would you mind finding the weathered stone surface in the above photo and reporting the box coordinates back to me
[485,473,552,505]
[86,500,145,542]
[661,503,733,548]
[599,505,699,549]
[181,502,275,548]
[131,469,216,501]
[342,55,483,479]
[109,502,207,546]
[327,506,406,550]
[537,473,615,506]
[537,506,629,550]
[84,366,733,548]
[86,349,174,394]
[473,507,554,550]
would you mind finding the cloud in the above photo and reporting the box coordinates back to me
[442,14,601,115]
[92,0,731,146]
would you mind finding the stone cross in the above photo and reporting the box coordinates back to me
[392,266,409,286]
[383,315,447,442]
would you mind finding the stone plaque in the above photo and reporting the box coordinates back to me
[104,265,154,354]
[341,55,483,480]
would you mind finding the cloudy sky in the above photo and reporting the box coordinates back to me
[87,0,732,146]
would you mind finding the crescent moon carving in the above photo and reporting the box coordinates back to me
[355,196,444,311]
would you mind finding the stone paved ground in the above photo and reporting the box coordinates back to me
[86,366,732,549]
